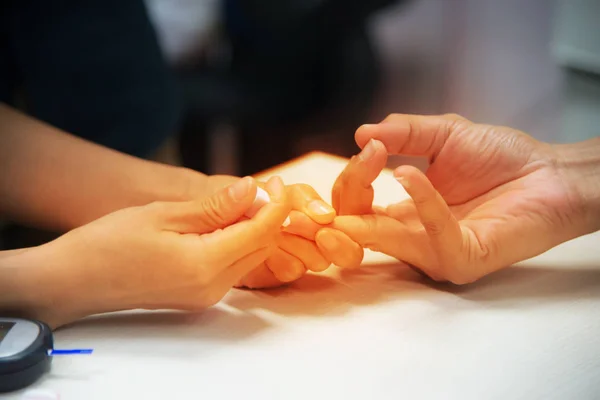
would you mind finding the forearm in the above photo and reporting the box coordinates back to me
[553,136,600,234]
[0,103,210,231]
[0,246,87,329]
[0,248,58,327]
[0,248,31,259]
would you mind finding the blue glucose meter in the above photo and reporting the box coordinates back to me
[0,318,54,392]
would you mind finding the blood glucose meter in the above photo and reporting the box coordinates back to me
[0,318,54,392]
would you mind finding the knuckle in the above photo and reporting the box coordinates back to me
[422,211,453,237]
[411,194,430,207]
[383,113,401,122]
[362,215,378,236]
[360,215,384,252]
[292,183,312,193]
[200,195,229,226]
[422,220,446,236]
[442,113,467,121]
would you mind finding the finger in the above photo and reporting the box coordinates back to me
[234,263,285,290]
[330,215,409,259]
[163,176,257,234]
[372,205,388,215]
[288,184,335,225]
[315,228,364,269]
[221,248,276,290]
[277,233,330,273]
[332,138,388,215]
[265,248,307,283]
[200,176,291,266]
[281,211,323,240]
[355,114,466,161]
[385,199,418,220]
[330,214,441,279]
[393,165,462,266]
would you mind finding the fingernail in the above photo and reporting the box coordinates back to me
[282,216,291,227]
[358,138,376,162]
[229,177,252,201]
[269,176,285,199]
[395,176,410,189]
[308,200,335,216]
[318,232,340,251]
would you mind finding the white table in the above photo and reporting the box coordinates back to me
[9,153,600,400]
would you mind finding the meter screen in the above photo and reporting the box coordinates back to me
[0,322,15,343]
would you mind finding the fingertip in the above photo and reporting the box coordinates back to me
[355,124,378,149]
[316,228,364,269]
[281,211,322,240]
[226,176,258,203]
[393,165,427,195]
[370,138,387,153]
[237,263,285,290]
[393,164,422,178]
[288,183,336,223]
[265,250,307,283]
[265,175,286,202]
[306,200,336,224]
[315,228,340,252]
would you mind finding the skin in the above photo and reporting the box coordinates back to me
[325,113,600,284]
[189,177,365,289]
[0,177,291,329]
[0,103,362,292]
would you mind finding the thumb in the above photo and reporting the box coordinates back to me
[162,176,258,234]
[354,114,465,161]
[332,138,387,215]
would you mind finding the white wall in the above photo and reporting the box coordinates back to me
[369,0,564,142]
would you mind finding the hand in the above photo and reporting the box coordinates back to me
[237,183,364,289]
[328,114,586,284]
[7,176,290,328]
[195,176,364,289]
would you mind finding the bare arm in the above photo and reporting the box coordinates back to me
[0,103,217,231]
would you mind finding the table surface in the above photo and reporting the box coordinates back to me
[8,153,600,400]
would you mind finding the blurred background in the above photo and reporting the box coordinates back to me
[143,0,599,175]
[1,0,599,248]
[3,0,599,176]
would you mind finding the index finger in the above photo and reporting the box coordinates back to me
[393,165,463,270]
[288,183,336,225]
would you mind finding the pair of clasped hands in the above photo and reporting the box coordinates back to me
[43,114,587,328]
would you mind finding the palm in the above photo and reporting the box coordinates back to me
[382,123,576,282]
[427,122,545,205]
[429,123,572,230]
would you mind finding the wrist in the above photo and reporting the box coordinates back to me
[0,245,81,329]
[551,137,600,235]
[145,164,208,202]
